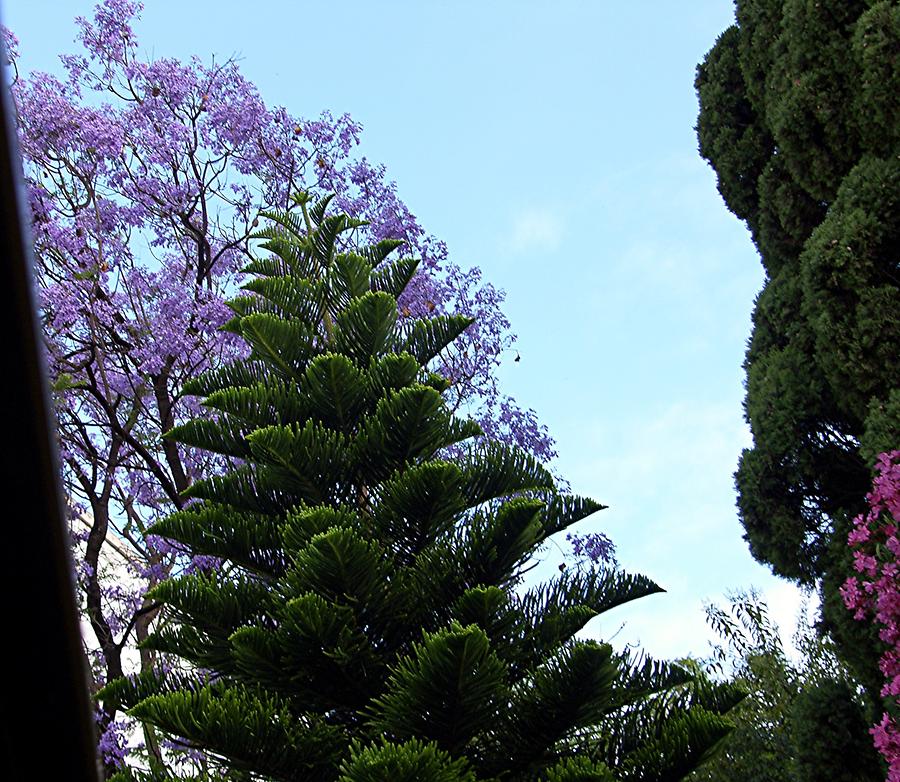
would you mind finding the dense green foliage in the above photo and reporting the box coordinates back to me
[791,679,882,782]
[695,0,900,690]
[687,591,881,782]
[99,195,741,781]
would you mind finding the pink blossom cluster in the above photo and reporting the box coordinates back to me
[841,450,900,780]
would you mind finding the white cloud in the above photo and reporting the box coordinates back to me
[564,400,751,526]
[587,592,719,663]
[761,580,819,662]
[548,400,778,662]
[505,208,564,254]
[579,577,814,667]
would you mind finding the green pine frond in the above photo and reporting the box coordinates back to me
[587,666,739,781]
[459,441,556,506]
[459,498,545,587]
[542,495,608,536]
[444,417,484,446]
[307,193,335,226]
[281,505,362,553]
[402,314,474,365]
[601,655,744,748]
[422,370,453,394]
[507,570,664,676]
[338,737,477,782]
[334,290,399,365]
[451,586,518,641]
[246,421,350,504]
[225,292,279,322]
[148,504,285,577]
[181,360,270,397]
[354,385,451,480]
[96,666,200,711]
[279,592,363,654]
[299,353,367,430]
[203,380,310,429]
[255,206,307,241]
[285,528,392,617]
[370,255,419,299]
[129,684,344,782]
[521,569,665,629]
[506,603,597,675]
[241,275,326,325]
[616,707,734,782]
[239,313,318,381]
[139,624,234,671]
[362,237,405,267]
[682,671,746,715]
[404,497,560,628]
[274,593,383,707]
[249,233,317,280]
[165,415,252,458]
[107,766,180,782]
[228,625,284,690]
[606,653,694,709]
[182,464,295,515]
[367,622,508,755]
[494,642,618,777]
[311,213,351,266]
[241,252,296,280]
[371,461,466,553]
[147,572,271,633]
[249,223,301,244]
[543,756,616,782]
[365,352,421,397]
[327,252,373,309]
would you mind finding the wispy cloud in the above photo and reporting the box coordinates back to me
[551,400,800,662]
[505,208,564,255]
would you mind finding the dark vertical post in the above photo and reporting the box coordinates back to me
[0,12,101,782]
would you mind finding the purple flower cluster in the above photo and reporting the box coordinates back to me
[6,1,607,771]
[841,450,900,779]
[96,709,130,768]
[565,531,616,566]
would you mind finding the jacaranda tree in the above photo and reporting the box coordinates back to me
[695,0,900,695]
[6,1,612,772]
[101,194,741,782]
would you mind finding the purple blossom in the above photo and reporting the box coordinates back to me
[96,710,130,768]
[566,531,616,566]
[6,1,582,772]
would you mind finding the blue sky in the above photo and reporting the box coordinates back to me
[6,0,810,662]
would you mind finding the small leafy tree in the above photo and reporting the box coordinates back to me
[689,591,803,782]
[688,589,880,782]
[101,196,741,781]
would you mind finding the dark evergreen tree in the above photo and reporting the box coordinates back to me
[695,0,900,692]
[790,679,883,782]
[100,195,741,781]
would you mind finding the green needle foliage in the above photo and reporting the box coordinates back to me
[695,0,900,693]
[100,194,741,782]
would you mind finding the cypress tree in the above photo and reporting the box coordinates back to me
[101,194,741,781]
[695,0,900,691]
